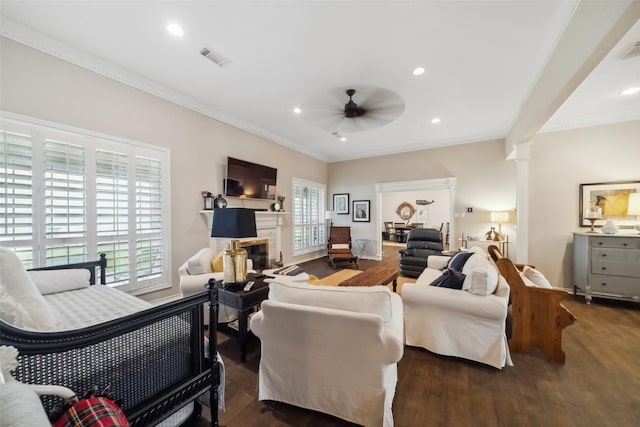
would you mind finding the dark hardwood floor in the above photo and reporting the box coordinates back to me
[190,244,640,427]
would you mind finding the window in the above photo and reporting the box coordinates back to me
[0,114,170,294]
[292,177,326,255]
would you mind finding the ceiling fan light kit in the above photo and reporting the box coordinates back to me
[344,89,366,118]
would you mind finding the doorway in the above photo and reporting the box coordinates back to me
[375,178,456,260]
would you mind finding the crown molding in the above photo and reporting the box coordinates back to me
[0,17,329,162]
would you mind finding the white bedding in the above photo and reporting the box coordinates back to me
[44,285,152,330]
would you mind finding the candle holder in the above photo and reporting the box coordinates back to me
[202,191,213,210]
[583,203,602,233]
[277,194,285,212]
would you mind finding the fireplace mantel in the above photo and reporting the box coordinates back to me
[200,210,288,268]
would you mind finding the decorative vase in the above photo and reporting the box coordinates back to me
[601,220,619,234]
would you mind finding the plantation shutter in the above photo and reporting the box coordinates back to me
[0,114,171,294]
[96,148,130,285]
[43,133,87,265]
[135,156,164,284]
[0,123,34,266]
[292,178,326,255]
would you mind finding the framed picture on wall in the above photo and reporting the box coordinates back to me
[353,200,370,222]
[579,180,640,228]
[333,193,350,215]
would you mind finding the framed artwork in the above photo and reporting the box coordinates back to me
[333,193,350,215]
[353,200,371,222]
[579,181,640,228]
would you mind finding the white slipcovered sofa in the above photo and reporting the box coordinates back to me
[250,278,404,427]
[402,246,513,369]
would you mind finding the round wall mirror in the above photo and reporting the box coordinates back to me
[396,202,415,221]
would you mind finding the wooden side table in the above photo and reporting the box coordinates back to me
[215,273,270,362]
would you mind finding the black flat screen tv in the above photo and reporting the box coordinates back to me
[224,157,277,200]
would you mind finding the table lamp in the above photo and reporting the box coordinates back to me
[211,208,257,286]
[628,193,640,233]
[584,203,602,233]
[325,210,336,226]
[490,211,509,241]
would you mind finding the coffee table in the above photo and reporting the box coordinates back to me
[322,267,400,292]
[215,273,269,362]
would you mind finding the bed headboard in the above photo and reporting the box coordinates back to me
[28,253,107,285]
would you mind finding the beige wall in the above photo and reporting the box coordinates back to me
[0,37,328,301]
[328,139,518,257]
[529,120,640,288]
[328,122,639,290]
[3,37,638,296]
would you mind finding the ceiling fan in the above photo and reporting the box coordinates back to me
[344,89,366,118]
[301,86,405,133]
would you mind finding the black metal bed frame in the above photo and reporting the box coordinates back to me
[0,254,219,427]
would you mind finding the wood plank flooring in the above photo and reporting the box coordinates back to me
[190,245,640,427]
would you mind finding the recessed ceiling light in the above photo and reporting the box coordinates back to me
[620,86,640,95]
[167,23,184,37]
[413,67,426,76]
[293,107,302,114]
[340,137,347,142]
[431,117,441,124]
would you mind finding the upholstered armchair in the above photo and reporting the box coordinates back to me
[399,228,444,277]
[250,279,404,426]
[178,247,254,323]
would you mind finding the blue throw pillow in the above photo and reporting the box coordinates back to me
[429,268,466,289]
[447,251,474,272]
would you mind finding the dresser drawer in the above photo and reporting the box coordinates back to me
[591,248,640,277]
[590,274,640,296]
[591,237,638,249]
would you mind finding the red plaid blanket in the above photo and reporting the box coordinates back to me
[52,397,129,427]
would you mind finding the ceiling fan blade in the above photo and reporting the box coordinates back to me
[302,85,405,133]
[364,102,406,118]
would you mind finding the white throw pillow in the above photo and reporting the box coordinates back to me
[461,249,489,277]
[0,247,60,331]
[28,269,91,295]
[0,381,51,427]
[186,248,214,275]
[462,256,499,295]
[331,243,350,250]
[523,265,553,288]
[518,271,537,287]
[268,280,393,322]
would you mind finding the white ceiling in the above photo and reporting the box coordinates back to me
[1,1,639,162]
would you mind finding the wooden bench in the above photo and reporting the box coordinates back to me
[488,245,576,363]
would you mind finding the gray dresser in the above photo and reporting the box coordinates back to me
[573,232,640,304]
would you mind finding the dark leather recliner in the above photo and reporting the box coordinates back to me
[399,228,444,278]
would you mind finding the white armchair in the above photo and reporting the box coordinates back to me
[178,247,254,323]
[250,279,404,427]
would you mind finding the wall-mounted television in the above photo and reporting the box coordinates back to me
[224,156,278,200]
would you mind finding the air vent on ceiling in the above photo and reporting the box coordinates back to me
[623,41,640,59]
[200,47,231,67]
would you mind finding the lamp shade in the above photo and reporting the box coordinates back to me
[211,208,257,238]
[584,203,602,219]
[325,210,337,220]
[490,211,509,223]
[628,193,640,216]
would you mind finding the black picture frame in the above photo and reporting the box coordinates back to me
[333,193,350,215]
[353,200,370,222]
